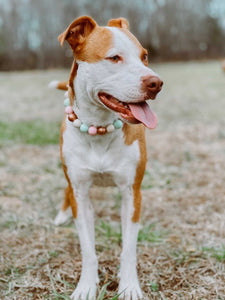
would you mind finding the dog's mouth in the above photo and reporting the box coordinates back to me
[98,92,157,129]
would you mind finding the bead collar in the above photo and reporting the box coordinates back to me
[64,97,123,135]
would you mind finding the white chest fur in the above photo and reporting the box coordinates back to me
[62,119,140,189]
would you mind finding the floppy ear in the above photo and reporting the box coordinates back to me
[58,16,97,51]
[107,18,129,30]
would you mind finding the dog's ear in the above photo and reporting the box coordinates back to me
[58,16,97,50]
[107,18,129,30]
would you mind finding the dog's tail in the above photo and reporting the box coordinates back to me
[48,80,69,91]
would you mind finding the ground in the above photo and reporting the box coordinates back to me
[0,60,225,299]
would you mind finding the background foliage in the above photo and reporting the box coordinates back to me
[0,0,225,70]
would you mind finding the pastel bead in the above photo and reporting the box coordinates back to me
[106,124,115,133]
[88,126,97,136]
[80,123,89,133]
[65,106,73,114]
[73,119,82,127]
[64,91,69,98]
[113,119,123,129]
[97,127,106,135]
[64,98,70,107]
[68,113,76,122]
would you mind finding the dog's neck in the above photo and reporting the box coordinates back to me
[73,98,116,127]
[73,80,116,128]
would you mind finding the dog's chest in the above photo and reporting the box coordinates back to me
[63,122,140,187]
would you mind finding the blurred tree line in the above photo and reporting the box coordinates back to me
[0,0,224,70]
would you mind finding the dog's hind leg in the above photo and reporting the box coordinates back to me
[55,119,77,226]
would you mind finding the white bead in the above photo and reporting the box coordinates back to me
[73,119,82,127]
[106,124,115,133]
[64,91,69,98]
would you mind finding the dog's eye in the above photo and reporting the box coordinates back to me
[106,55,122,63]
[142,54,148,63]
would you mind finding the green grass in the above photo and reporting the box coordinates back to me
[95,221,166,248]
[96,221,122,245]
[0,120,60,145]
[202,247,225,262]
[149,282,159,292]
[138,223,167,243]
[141,170,154,189]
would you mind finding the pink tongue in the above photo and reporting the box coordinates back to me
[128,102,157,129]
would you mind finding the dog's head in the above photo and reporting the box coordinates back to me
[59,16,163,129]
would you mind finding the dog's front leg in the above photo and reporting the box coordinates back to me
[70,180,98,300]
[118,186,143,300]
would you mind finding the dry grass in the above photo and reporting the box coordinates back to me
[0,60,225,299]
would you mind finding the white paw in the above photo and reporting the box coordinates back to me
[54,208,72,225]
[118,282,143,300]
[70,282,96,300]
[48,80,59,89]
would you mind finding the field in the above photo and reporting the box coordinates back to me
[0,60,225,299]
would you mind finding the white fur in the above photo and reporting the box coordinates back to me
[64,91,69,98]
[48,80,59,89]
[118,189,142,299]
[64,122,141,300]
[54,207,72,225]
[59,26,157,300]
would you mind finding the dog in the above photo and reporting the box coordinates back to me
[50,16,163,300]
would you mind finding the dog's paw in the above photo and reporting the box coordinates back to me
[54,208,72,225]
[118,281,143,300]
[70,283,96,300]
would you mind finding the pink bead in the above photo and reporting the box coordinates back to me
[88,126,97,136]
[65,106,73,114]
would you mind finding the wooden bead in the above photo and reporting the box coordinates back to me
[68,113,76,122]
[97,126,106,135]
[73,119,82,127]
[106,124,115,133]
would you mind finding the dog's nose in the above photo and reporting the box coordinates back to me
[141,75,163,98]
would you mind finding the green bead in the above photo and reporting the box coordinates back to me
[113,119,123,129]
[80,123,89,133]
[64,98,70,107]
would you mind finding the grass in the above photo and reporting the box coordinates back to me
[1,61,225,299]
[138,223,167,243]
[202,247,225,262]
[0,120,60,145]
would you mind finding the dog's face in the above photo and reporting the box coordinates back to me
[59,16,163,129]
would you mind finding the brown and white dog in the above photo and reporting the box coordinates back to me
[50,16,163,300]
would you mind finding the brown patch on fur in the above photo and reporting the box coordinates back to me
[58,16,113,63]
[68,60,78,106]
[58,16,97,48]
[74,27,113,63]
[60,117,77,218]
[123,123,147,222]
[56,81,68,91]
[107,18,129,29]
